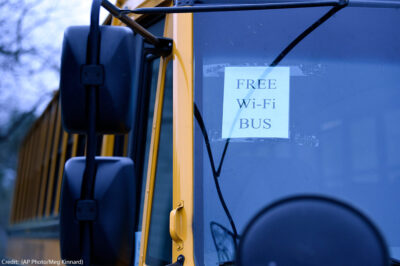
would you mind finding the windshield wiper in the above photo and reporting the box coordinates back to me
[124,0,345,14]
[121,0,400,14]
[194,3,346,243]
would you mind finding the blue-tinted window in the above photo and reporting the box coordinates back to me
[194,6,400,265]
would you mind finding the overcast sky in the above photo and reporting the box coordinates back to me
[0,0,112,189]
[0,0,110,127]
[32,0,109,110]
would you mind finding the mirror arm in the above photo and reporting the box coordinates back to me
[101,0,172,55]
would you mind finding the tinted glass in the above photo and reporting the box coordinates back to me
[145,61,173,266]
[136,19,166,232]
[194,6,400,265]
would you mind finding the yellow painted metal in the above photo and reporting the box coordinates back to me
[123,134,129,156]
[37,103,58,217]
[19,142,30,221]
[22,127,33,220]
[138,55,171,266]
[169,200,184,250]
[32,123,45,218]
[45,105,62,217]
[28,124,42,219]
[18,125,34,221]
[11,142,26,223]
[20,126,33,220]
[71,134,79,157]
[111,0,170,25]
[24,125,39,219]
[10,144,23,223]
[31,117,48,219]
[11,92,62,222]
[123,0,169,9]
[138,12,173,265]
[7,237,61,264]
[54,131,69,215]
[34,113,51,218]
[101,135,115,156]
[171,12,194,264]
[20,128,35,220]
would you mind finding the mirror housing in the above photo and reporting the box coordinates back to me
[60,157,136,265]
[60,26,139,134]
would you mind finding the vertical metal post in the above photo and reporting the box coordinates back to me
[80,1,101,265]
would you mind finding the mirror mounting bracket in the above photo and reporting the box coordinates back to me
[80,64,104,86]
[101,0,172,54]
[145,37,173,57]
[76,199,97,221]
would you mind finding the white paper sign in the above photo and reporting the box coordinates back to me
[222,67,290,139]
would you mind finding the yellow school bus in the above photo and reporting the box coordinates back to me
[7,0,400,265]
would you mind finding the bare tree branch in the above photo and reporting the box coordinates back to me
[0,91,53,142]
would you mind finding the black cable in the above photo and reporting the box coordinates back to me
[194,104,218,175]
[214,4,347,172]
[194,3,346,244]
[270,4,346,66]
[194,104,238,240]
[216,139,230,177]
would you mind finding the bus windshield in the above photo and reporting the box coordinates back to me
[193,6,400,265]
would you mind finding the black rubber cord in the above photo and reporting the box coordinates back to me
[194,104,238,240]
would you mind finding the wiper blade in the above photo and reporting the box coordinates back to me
[124,0,346,14]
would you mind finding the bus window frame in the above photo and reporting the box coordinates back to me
[135,11,196,266]
[138,15,173,265]
[169,12,195,265]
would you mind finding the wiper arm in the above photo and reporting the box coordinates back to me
[123,0,346,14]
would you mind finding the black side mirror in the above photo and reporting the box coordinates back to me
[59,0,169,264]
[60,25,138,134]
[60,157,136,265]
[237,195,389,266]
